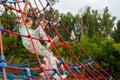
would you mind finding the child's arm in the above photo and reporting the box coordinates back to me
[19,0,30,27]
[39,18,48,30]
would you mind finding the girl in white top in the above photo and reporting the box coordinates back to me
[19,0,58,69]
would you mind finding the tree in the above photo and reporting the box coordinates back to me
[59,12,75,40]
[111,20,120,43]
[0,6,18,30]
[81,7,99,38]
[100,7,116,39]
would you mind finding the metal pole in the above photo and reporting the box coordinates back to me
[0,20,7,80]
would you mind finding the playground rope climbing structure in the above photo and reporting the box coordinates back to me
[0,0,114,80]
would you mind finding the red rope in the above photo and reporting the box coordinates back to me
[37,0,82,65]
[29,1,111,79]
[33,0,79,67]
[0,0,113,79]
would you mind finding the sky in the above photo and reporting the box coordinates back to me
[0,0,120,21]
[53,0,120,20]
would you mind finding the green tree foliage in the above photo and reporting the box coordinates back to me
[98,39,120,80]
[0,7,19,30]
[81,7,116,39]
[81,7,99,38]
[80,36,120,80]
[59,12,75,40]
[100,7,116,39]
[111,20,120,43]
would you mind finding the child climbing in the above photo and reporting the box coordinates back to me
[19,0,58,69]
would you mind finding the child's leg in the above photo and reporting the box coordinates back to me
[33,26,49,41]
[46,36,59,49]
[33,26,59,49]
[25,39,57,69]
[52,36,59,44]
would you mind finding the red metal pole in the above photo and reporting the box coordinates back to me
[0,31,7,80]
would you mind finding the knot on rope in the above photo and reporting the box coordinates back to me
[39,65,44,71]
[74,40,78,44]
[59,19,62,24]
[27,34,32,38]
[0,25,4,31]
[6,16,10,19]
[82,57,94,69]
[46,2,50,6]
[13,2,16,7]
[87,64,94,69]
[48,21,52,27]
[57,58,64,68]
[63,41,67,46]
[53,68,61,76]
[88,57,94,62]
[109,76,113,80]
[73,66,80,72]
[17,10,22,13]
[24,68,31,77]
[47,39,51,42]
[64,64,69,69]
[34,15,38,19]
[82,57,94,64]
[0,55,7,68]
[23,0,26,3]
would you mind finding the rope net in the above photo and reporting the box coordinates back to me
[0,0,114,80]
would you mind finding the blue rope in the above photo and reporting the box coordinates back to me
[8,61,38,67]
[0,25,4,31]
[46,1,50,6]
[0,55,7,69]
